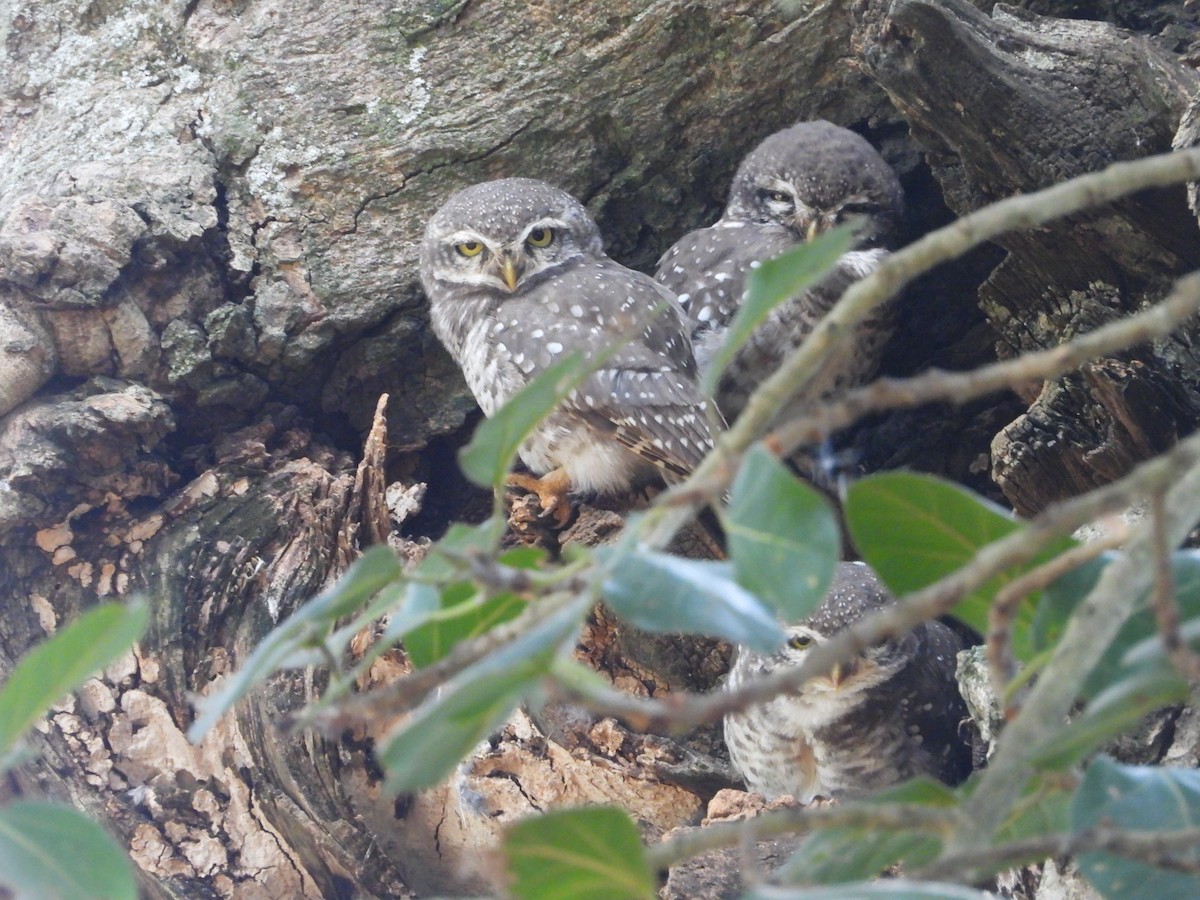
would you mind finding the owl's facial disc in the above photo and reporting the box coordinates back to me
[777,626,876,692]
[753,179,824,239]
[454,216,575,293]
[442,229,509,291]
[441,217,567,293]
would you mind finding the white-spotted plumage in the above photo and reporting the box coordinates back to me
[420,178,716,511]
[724,562,972,803]
[656,120,905,422]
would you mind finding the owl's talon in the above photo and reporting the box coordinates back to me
[506,470,573,528]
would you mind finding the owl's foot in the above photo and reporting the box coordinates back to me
[506,469,574,528]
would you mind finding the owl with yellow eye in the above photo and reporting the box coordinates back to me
[420,177,716,524]
[723,562,973,803]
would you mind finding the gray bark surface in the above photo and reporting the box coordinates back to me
[2,0,1199,896]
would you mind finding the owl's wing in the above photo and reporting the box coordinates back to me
[655,221,795,334]
[905,620,973,785]
[519,260,720,480]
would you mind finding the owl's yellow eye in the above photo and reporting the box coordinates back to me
[456,241,485,258]
[787,634,814,650]
[764,190,792,204]
[526,227,554,248]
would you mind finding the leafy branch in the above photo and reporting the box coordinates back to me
[636,145,1200,550]
[182,144,1200,898]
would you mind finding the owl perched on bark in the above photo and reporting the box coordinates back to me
[656,120,905,421]
[724,562,972,803]
[420,178,716,524]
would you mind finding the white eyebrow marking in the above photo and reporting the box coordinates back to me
[518,217,571,244]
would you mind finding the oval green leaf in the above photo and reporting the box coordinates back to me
[0,600,149,761]
[602,548,783,652]
[725,444,840,621]
[504,806,656,900]
[0,801,136,900]
[379,602,582,793]
[1071,757,1200,897]
[458,352,590,488]
[845,472,1074,661]
[702,226,856,395]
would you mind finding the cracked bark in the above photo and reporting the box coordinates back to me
[2,0,1200,897]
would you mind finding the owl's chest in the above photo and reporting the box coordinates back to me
[458,318,527,417]
[725,700,821,802]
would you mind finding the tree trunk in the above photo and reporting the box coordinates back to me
[2,0,1199,896]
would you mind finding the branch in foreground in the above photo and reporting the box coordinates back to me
[1148,491,1200,682]
[645,802,959,872]
[987,527,1127,705]
[954,445,1200,850]
[776,270,1200,456]
[297,588,589,734]
[553,429,1200,733]
[914,825,1200,883]
[639,147,1200,551]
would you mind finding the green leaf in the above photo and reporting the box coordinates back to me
[602,547,783,652]
[379,601,583,793]
[702,226,857,395]
[1071,757,1200,897]
[745,883,993,899]
[1029,553,1112,654]
[0,600,149,762]
[1080,552,1200,698]
[995,776,1073,844]
[504,806,656,900]
[869,777,960,806]
[725,444,840,620]
[413,518,505,582]
[778,828,941,886]
[378,581,442,644]
[499,545,550,569]
[404,586,527,668]
[396,537,545,668]
[845,472,1074,662]
[1033,668,1190,770]
[0,801,136,900]
[188,546,401,741]
[291,544,403,625]
[776,781,953,886]
[459,351,591,488]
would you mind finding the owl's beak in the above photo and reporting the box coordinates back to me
[498,254,521,291]
[789,212,824,242]
[828,659,856,687]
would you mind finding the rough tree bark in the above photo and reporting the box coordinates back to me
[1,0,1199,897]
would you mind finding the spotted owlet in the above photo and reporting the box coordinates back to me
[723,562,972,803]
[656,120,905,422]
[420,177,716,523]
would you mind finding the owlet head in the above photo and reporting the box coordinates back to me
[420,177,604,298]
[724,120,904,248]
[731,562,904,690]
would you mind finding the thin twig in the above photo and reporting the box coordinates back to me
[1148,491,1200,681]
[914,825,1200,883]
[295,589,587,733]
[987,526,1128,705]
[645,802,959,871]
[775,271,1200,456]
